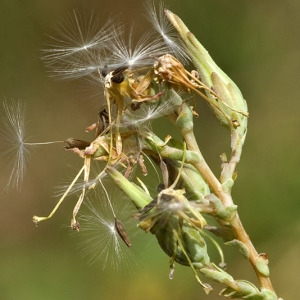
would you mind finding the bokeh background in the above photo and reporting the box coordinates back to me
[0,0,299,299]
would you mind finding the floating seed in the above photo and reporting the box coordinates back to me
[114,218,132,247]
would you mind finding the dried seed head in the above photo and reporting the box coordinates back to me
[154,54,189,87]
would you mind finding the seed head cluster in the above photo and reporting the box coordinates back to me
[0,3,259,297]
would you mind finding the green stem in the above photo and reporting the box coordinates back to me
[105,166,152,210]
[174,100,275,294]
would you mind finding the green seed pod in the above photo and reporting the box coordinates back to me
[151,215,210,268]
[137,187,210,269]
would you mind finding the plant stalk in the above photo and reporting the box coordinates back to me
[182,122,275,293]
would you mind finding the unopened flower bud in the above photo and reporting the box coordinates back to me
[165,10,248,134]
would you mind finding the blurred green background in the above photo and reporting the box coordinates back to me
[0,0,299,299]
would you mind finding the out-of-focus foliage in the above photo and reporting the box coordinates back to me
[0,0,299,299]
